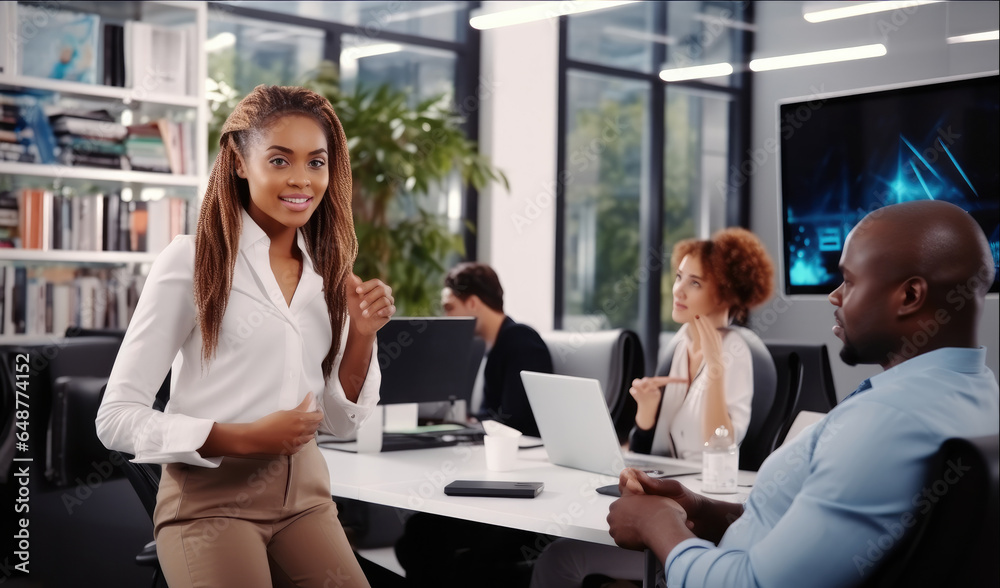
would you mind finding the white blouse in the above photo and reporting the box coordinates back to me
[650,323,753,461]
[96,210,381,468]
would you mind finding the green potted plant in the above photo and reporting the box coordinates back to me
[304,61,508,315]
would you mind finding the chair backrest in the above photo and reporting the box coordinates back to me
[538,329,644,441]
[0,336,125,490]
[114,450,162,523]
[862,434,999,587]
[765,342,838,447]
[653,327,782,470]
[729,327,780,471]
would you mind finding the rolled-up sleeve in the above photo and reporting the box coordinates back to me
[319,319,381,438]
[95,237,220,468]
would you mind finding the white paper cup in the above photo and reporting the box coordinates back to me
[484,434,519,471]
[356,406,384,453]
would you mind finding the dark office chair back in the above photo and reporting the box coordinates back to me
[766,342,837,446]
[862,434,999,587]
[728,327,781,471]
[114,450,161,523]
[539,329,644,441]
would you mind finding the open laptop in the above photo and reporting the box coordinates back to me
[520,371,702,478]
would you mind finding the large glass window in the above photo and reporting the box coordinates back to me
[662,87,732,329]
[563,72,649,332]
[340,35,457,102]
[207,15,324,93]
[558,2,752,367]
[215,1,467,43]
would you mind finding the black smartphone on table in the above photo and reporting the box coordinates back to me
[443,480,544,498]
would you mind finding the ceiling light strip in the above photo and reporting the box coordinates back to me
[470,1,638,30]
[660,62,734,82]
[947,30,1000,45]
[749,43,886,72]
[803,1,942,24]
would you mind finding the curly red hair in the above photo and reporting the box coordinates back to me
[671,227,774,324]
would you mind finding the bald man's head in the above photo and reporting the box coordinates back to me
[829,200,994,369]
[857,200,994,297]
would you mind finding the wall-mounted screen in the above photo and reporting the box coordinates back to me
[779,73,999,295]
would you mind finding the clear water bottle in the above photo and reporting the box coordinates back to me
[702,425,738,494]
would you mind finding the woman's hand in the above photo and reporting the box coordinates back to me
[692,315,724,378]
[245,393,323,455]
[630,375,688,430]
[201,393,323,458]
[347,274,395,337]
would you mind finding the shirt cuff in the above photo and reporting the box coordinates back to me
[319,340,382,437]
[666,537,717,585]
[132,413,221,468]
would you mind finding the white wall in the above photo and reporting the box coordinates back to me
[749,1,1000,399]
[477,1,560,331]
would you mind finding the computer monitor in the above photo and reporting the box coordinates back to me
[375,317,477,405]
[778,73,999,295]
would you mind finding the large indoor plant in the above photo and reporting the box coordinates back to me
[305,61,508,315]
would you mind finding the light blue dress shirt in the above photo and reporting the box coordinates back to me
[665,346,1000,588]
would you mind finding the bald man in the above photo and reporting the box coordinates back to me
[606,201,999,588]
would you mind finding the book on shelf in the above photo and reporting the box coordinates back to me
[17,188,46,250]
[128,200,148,252]
[0,93,57,164]
[17,5,101,85]
[0,190,18,247]
[124,21,194,97]
[102,23,126,88]
[0,266,139,335]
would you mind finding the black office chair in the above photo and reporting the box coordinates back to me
[728,327,782,471]
[766,342,837,447]
[114,448,166,588]
[539,329,645,442]
[862,434,999,587]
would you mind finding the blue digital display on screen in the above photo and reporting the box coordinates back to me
[779,74,999,295]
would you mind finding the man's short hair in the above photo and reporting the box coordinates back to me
[444,262,504,313]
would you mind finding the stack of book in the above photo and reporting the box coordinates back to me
[49,108,128,169]
[125,120,194,175]
[0,95,39,163]
[0,190,18,247]
[125,122,171,173]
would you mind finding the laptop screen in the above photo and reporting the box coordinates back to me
[376,317,477,405]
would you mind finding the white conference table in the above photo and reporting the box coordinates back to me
[320,442,753,583]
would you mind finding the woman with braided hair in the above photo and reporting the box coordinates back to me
[97,85,394,587]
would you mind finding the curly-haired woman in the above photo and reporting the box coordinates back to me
[531,227,775,588]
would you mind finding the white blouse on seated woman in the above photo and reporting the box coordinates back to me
[648,322,753,460]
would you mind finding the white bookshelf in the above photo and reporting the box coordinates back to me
[0,74,203,108]
[0,1,208,339]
